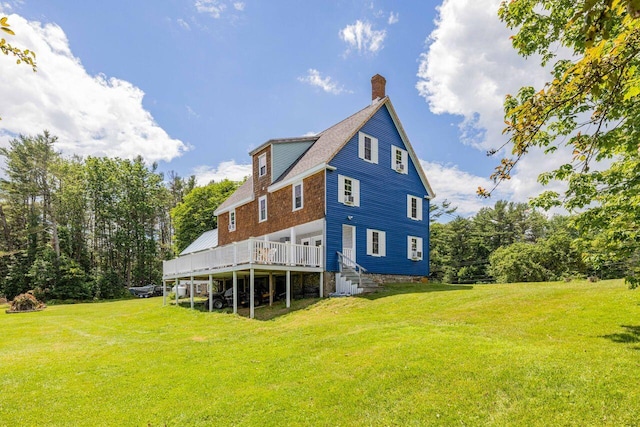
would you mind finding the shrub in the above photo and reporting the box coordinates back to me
[8,291,46,312]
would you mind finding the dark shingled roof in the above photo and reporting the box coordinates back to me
[272,98,385,184]
[214,178,253,214]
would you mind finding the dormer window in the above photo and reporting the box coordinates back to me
[391,145,408,174]
[258,153,267,177]
[358,132,378,164]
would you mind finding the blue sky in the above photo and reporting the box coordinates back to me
[0,0,570,217]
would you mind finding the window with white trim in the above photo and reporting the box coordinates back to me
[367,229,386,257]
[338,175,360,206]
[258,153,267,177]
[292,182,303,211]
[407,195,423,221]
[407,236,424,261]
[358,132,378,164]
[228,210,236,232]
[391,145,408,174]
[258,195,268,222]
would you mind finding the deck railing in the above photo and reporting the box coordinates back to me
[163,238,323,278]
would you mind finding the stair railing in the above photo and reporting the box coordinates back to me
[337,251,367,288]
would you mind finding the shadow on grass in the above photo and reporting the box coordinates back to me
[601,325,640,350]
[171,282,473,320]
[360,282,474,300]
[174,297,322,321]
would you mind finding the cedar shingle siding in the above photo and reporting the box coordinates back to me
[218,170,325,245]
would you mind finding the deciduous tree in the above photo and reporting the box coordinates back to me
[482,0,640,286]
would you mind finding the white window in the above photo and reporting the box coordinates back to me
[407,236,424,261]
[258,153,267,177]
[338,175,360,207]
[391,145,408,174]
[292,182,303,211]
[258,195,267,222]
[228,210,236,232]
[358,132,378,164]
[367,229,386,257]
[407,195,423,221]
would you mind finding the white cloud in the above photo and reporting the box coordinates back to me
[420,160,513,217]
[416,0,548,146]
[192,160,251,185]
[195,0,226,18]
[186,105,200,119]
[416,0,575,207]
[177,18,191,30]
[298,69,351,95]
[339,20,386,55]
[388,12,399,25]
[0,14,187,163]
[195,0,245,18]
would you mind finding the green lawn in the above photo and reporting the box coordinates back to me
[1,279,639,426]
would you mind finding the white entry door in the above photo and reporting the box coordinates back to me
[342,224,356,267]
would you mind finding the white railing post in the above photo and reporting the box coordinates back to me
[233,242,237,266]
[288,241,293,266]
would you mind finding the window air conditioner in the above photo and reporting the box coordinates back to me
[411,251,422,260]
[228,224,235,231]
[396,164,405,173]
[344,195,355,205]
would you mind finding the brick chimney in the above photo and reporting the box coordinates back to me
[371,74,386,101]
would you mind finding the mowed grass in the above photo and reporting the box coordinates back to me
[1,280,640,426]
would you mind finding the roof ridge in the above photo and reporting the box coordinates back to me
[317,96,386,137]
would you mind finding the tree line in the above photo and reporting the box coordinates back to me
[430,201,630,284]
[0,132,240,301]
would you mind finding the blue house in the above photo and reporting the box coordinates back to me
[163,74,435,316]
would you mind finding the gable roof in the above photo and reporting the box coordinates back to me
[269,98,384,189]
[180,229,218,256]
[215,95,435,216]
[270,97,435,198]
[214,178,253,215]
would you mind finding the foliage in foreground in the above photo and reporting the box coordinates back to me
[0,280,638,426]
[482,0,640,286]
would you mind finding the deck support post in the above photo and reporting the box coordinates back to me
[175,278,179,305]
[319,272,323,298]
[250,268,255,319]
[269,272,274,306]
[208,274,213,312]
[286,270,291,308]
[232,270,238,314]
[162,280,167,306]
[190,276,194,310]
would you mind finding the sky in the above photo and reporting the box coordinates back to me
[0,0,573,218]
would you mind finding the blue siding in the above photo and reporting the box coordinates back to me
[326,105,430,276]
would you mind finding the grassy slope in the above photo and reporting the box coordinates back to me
[1,280,639,426]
